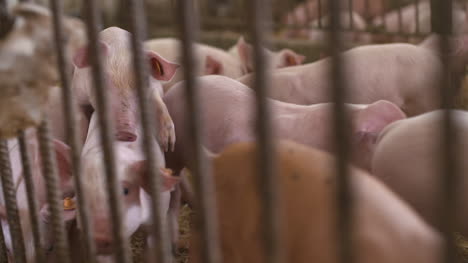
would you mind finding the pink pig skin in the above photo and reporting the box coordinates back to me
[145,38,247,92]
[163,75,405,175]
[0,130,75,263]
[71,27,179,152]
[75,112,180,260]
[237,36,468,117]
[372,110,468,236]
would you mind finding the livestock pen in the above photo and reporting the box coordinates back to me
[0,0,467,263]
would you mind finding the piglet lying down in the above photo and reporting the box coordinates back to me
[164,75,406,174]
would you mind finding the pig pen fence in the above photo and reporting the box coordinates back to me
[0,0,463,263]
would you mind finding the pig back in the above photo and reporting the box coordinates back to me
[189,140,442,263]
[372,110,468,236]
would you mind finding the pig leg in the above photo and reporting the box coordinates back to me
[152,88,175,152]
[168,184,182,254]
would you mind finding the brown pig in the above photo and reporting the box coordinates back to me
[189,141,443,263]
[164,75,405,173]
[372,110,468,236]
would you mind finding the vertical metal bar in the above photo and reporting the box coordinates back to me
[382,0,388,32]
[48,0,97,261]
[0,140,26,263]
[125,0,172,262]
[176,0,222,263]
[364,0,369,20]
[37,120,71,263]
[328,1,353,263]
[81,0,131,262]
[348,0,354,30]
[318,0,323,28]
[0,0,14,39]
[18,132,44,263]
[431,1,457,263]
[247,0,282,263]
[397,0,403,34]
[415,0,420,34]
[0,218,7,263]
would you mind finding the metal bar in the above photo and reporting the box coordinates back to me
[431,1,458,263]
[37,120,71,263]
[364,0,369,20]
[0,140,26,263]
[348,0,354,30]
[48,0,96,261]
[0,0,14,39]
[247,0,282,263]
[81,0,131,262]
[397,0,403,34]
[0,218,7,263]
[18,131,44,263]
[327,2,354,263]
[382,0,388,32]
[176,0,222,263]
[415,0,420,34]
[125,0,172,262]
[318,0,323,28]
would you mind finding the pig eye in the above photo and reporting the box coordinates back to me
[123,188,130,196]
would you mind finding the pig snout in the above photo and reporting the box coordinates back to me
[114,113,138,142]
[94,233,113,254]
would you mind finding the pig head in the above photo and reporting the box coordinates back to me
[72,27,179,151]
[78,113,179,255]
[228,36,306,72]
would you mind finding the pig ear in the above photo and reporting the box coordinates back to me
[52,139,74,196]
[130,161,180,194]
[147,51,180,81]
[205,55,223,75]
[236,36,255,72]
[73,41,109,68]
[278,49,306,67]
[355,100,406,143]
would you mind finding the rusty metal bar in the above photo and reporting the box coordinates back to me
[176,0,222,262]
[247,0,282,263]
[125,0,172,262]
[415,0,420,34]
[0,140,26,263]
[18,131,44,263]
[48,0,97,261]
[328,1,354,263]
[37,120,71,263]
[81,0,131,262]
[431,1,458,263]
